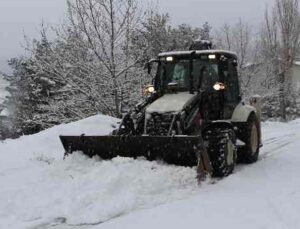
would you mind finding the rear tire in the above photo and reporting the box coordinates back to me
[237,113,260,163]
[204,128,237,177]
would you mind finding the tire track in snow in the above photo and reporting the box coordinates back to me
[260,132,300,160]
[28,217,100,229]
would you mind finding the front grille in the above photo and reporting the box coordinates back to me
[145,113,174,136]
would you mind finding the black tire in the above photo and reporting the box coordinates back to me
[237,113,260,163]
[204,127,237,177]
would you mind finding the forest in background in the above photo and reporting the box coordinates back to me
[1,0,300,139]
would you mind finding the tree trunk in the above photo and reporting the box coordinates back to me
[109,0,120,118]
[279,73,286,121]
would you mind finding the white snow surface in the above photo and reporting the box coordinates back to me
[146,92,195,114]
[1,115,300,229]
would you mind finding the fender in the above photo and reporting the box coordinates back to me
[231,103,256,123]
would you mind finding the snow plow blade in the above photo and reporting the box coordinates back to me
[60,135,206,167]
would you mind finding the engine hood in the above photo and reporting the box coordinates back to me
[146,92,196,114]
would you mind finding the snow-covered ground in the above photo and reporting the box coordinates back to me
[0,115,300,229]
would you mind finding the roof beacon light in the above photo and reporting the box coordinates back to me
[208,54,216,60]
[166,56,174,62]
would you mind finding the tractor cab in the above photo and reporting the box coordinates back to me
[147,49,241,120]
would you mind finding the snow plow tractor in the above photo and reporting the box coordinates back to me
[60,40,262,178]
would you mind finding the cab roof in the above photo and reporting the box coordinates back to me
[158,50,237,59]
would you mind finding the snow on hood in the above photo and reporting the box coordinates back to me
[146,92,195,114]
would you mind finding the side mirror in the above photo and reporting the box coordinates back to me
[232,59,238,67]
[238,95,242,102]
[145,62,151,75]
[145,59,159,75]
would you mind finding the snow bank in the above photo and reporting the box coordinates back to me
[0,114,199,228]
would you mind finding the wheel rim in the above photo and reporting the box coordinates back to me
[226,139,235,165]
[250,124,258,154]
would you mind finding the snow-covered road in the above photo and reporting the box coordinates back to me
[0,115,300,229]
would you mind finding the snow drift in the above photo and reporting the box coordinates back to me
[0,115,199,228]
[0,115,300,229]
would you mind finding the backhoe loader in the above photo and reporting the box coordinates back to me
[60,40,262,178]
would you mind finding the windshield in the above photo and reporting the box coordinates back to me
[159,59,219,93]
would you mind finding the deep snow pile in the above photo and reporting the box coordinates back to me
[0,115,300,229]
[0,115,199,228]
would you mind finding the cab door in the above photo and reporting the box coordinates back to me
[220,57,241,119]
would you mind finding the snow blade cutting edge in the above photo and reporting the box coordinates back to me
[60,135,207,167]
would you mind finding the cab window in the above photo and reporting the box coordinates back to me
[221,58,240,103]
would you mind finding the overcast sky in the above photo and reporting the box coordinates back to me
[0,0,274,73]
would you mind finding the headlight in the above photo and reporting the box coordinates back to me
[208,54,216,59]
[144,85,155,95]
[213,82,226,91]
[166,56,174,62]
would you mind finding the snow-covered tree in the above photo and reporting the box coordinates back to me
[63,0,145,117]
[260,0,300,120]
[214,20,261,97]
[3,57,39,136]
[132,11,212,63]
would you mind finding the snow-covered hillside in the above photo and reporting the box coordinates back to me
[0,115,300,229]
